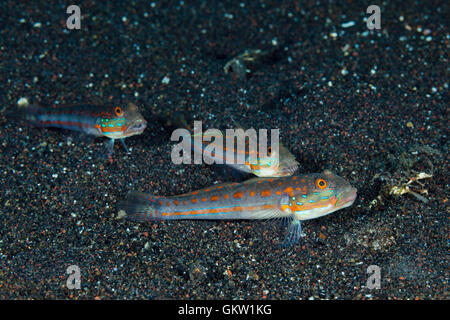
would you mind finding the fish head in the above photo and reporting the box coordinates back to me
[250,144,299,177]
[288,170,357,220]
[98,102,147,139]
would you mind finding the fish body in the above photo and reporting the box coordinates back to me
[185,128,299,177]
[120,170,357,245]
[21,102,147,159]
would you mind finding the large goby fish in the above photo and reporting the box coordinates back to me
[119,170,357,246]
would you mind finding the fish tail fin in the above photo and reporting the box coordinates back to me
[15,104,47,126]
[118,192,164,222]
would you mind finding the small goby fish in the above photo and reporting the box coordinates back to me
[188,131,299,177]
[167,113,298,177]
[120,170,357,246]
[20,102,147,160]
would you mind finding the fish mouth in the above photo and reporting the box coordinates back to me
[340,187,357,207]
[125,120,147,135]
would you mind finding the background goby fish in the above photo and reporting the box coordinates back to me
[167,112,299,177]
[119,170,357,246]
[187,130,299,177]
[19,102,147,160]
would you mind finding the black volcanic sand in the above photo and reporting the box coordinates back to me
[0,0,448,299]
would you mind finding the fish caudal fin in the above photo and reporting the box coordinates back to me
[18,105,48,126]
[118,192,163,222]
[6,103,45,126]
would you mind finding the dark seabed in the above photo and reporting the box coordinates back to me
[0,0,448,299]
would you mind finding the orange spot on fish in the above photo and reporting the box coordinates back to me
[224,194,229,199]
[250,191,255,197]
[191,198,198,204]
[261,190,271,197]
[233,192,244,199]
[275,191,281,195]
[173,200,179,206]
[210,195,219,201]
[201,197,207,202]
[284,187,293,193]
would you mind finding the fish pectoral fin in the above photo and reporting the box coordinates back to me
[120,138,129,153]
[64,131,96,145]
[281,218,305,247]
[105,138,115,153]
[103,139,115,163]
[243,207,288,220]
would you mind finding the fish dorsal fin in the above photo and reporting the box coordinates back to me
[91,96,103,105]
[127,102,139,111]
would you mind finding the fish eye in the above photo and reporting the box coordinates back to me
[316,178,327,189]
[115,106,123,116]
